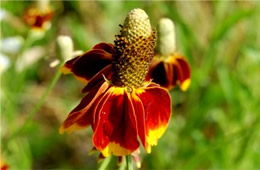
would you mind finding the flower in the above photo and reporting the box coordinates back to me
[60,9,171,157]
[23,0,53,30]
[147,18,191,91]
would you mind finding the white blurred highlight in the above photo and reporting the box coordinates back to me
[16,46,45,72]
[159,18,176,56]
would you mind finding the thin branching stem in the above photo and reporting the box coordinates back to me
[7,62,63,143]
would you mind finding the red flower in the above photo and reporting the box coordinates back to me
[23,5,53,30]
[60,9,172,157]
[147,18,191,91]
[147,53,191,91]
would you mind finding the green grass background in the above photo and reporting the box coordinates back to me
[1,1,260,169]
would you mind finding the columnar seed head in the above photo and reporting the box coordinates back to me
[159,18,176,56]
[121,8,152,42]
[112,8,157,89]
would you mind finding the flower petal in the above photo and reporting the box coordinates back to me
[135,83,171,153]
[174,56,191,91]
[93,43,114,54]
[82,64,112,93]
[59,82,109,134]
[130,92,146,150]
[148,61,169,88]
[61,43,113,83]
[92,87,139,157]
[149,54,191,91]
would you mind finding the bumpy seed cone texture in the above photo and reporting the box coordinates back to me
[112,8,157,89]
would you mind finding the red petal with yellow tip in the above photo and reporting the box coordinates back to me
[174,57,191,91]
[61,43,113,83]
[136,83,171,153]
[59,82,109,134]
[92,87,139,157]
[149,54,191,91]
[61,57,79,74]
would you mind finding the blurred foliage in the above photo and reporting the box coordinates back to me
[1,1,260,169]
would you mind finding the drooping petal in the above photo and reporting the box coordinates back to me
[148,61,169,87]
[135,83,171,153]
[130,92,147,150]
[92,87,139,157]
[93,43,114,54]
[61,43,113,83]
[148,59,177,89]
[149,53,191,91]
[82,64,112,93]
[174,56,191,91]
[59,82,109,134]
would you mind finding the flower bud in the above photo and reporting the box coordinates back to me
[56,36,73,61]
[158,18,176,56]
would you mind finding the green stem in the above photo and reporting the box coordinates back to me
[119,157,126,170]
[14,30,37,93]
[7,63,63,142]
[126,155,133,170]
[98,156,112,170]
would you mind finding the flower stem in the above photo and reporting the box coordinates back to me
[7,62,63,142]
[119,156,126,170]
[126,155,133,170]
[98,156,112,170]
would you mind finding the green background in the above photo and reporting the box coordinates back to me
[1,1,260,169]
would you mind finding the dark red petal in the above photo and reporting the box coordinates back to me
[61,44,113,83]
[93,43,114,54]
[61,56,80,74]
[82,64,112,93]
[164,62,174,88]
[148,61,175,89]
[71,49,112,81]
[130,93,146,149]
[136,83,171,153]
[92,87,139,157]
[175,57,191,91]
[59,82,109,134]
[149,54,191,91]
